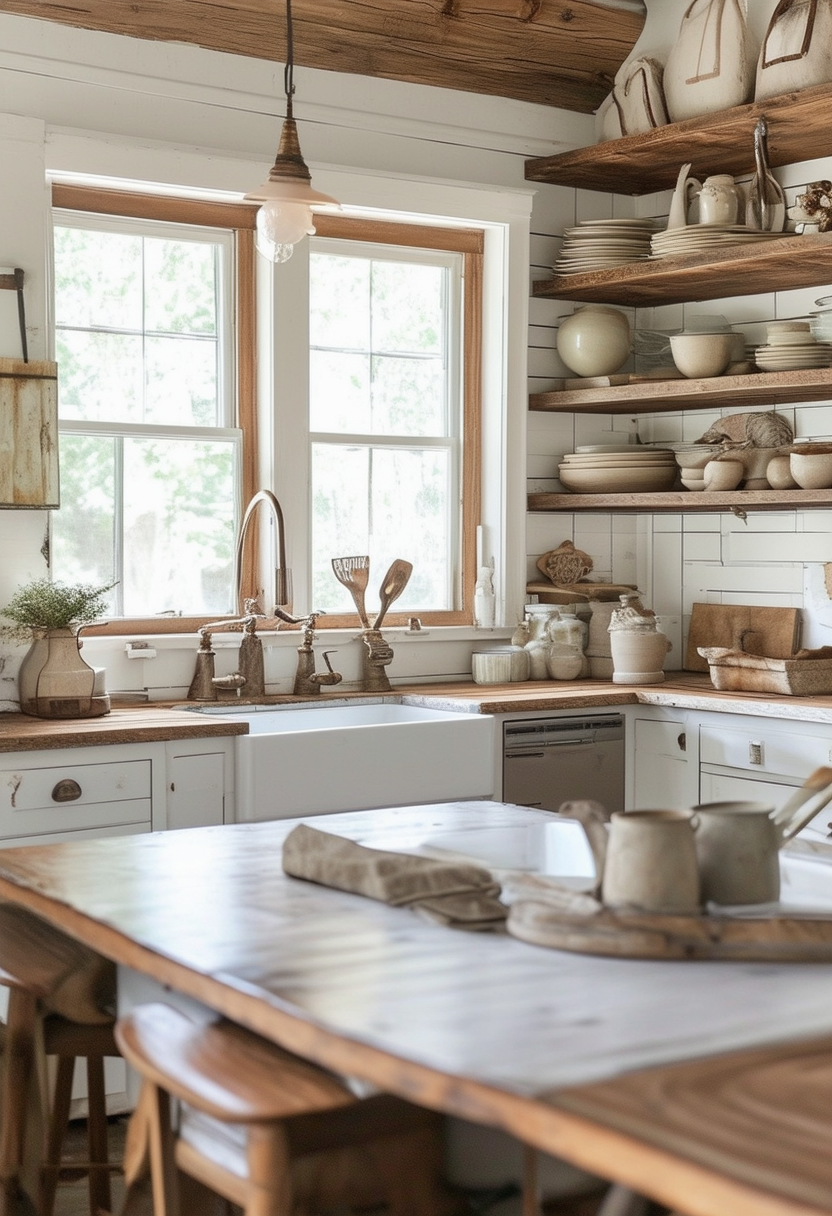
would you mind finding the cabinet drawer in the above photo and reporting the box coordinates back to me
[635,718,687,759]
[700,725,831,778]
[0,759,152,838]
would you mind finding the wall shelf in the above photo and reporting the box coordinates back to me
[524,82,832,195]
[528,489,832,514]
[532,233,832,307]
[530,367,832,416]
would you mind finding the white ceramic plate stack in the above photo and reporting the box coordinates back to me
[650,224,792,260]
[559,447,677,493]
[755,320,832,372]
[554,218,659,275]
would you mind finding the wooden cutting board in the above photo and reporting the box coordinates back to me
[684,602,801,673]
[508,902,832,961]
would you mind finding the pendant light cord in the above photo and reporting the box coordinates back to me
[284,0,295,120]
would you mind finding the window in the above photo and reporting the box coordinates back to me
[50,186,257,625]
[305,217,482,625]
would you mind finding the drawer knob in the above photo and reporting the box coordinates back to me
[677,732,686,753]
[51,778,82,803]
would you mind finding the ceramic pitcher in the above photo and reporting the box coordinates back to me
[566,802,701,913]
[694,794,832,904]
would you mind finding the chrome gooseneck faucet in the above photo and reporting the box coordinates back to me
[233,489,292,615]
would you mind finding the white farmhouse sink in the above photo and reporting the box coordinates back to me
[196,701,495,821]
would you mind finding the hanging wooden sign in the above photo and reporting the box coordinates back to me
[0,358,59,508]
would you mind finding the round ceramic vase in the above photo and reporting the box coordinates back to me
[556,305,631,378]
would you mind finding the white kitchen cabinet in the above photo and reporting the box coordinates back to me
[0,736,237,846]
[628,709,698,812]
[165,738,234,828]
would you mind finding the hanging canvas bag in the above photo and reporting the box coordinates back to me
[756,0,832,100]
[663,0,756,122]
[612,56,670,135]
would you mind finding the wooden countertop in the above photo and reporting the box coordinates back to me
[0,706,249,753]
[2,803,832,1216]
[4,673,832,752]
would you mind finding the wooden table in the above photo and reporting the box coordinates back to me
[1,802,832,1216]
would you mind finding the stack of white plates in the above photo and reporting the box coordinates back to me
[559,448,677,493]
[554,218,659,275]
[650,224,792,260]
[755,320,832,371]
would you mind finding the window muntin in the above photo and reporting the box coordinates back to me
[52,210,241,618]
[308,237,463,616]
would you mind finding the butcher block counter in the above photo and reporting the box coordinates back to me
[0,705,249,753]
[4,674,832,753]
[1,802,832,1216]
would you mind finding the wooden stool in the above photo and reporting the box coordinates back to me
[0,905,119,1216]
[116,1002,450,1216]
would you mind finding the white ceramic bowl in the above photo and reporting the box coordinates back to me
[703,458,744,491]
[789,445,832,489]
[670,332,735,378]
[680,477,706,491]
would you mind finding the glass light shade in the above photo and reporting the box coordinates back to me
[255,200,316,263]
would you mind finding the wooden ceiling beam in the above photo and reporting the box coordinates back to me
[0,0,644,111]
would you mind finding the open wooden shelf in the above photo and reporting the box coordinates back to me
[530,367,832,416]
[528,489,832,514]
[532,233,832,306]
[525,82,832,195]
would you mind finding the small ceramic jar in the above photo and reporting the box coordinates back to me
[698,175,742,225]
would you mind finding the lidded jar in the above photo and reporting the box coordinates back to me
[608,593,671,685]
[556,305,631,378]
[698,175,742,225]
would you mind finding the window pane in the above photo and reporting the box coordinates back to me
[372,261,444,355]
[50,434,117,605]
[145,335,218,426]
[310,254,370,350]
[310,351,370,433]
[144,239,218,335]
[372,354,445,435]
[121,437,236,616]
[57,331,143,423]
[54,227,142,331]
[311,443,451,612]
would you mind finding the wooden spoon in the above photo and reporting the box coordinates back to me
[331,556,371,628]
[373,559,413,630]
[772,765,832,829]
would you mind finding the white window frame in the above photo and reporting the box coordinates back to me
[308,235,465,616]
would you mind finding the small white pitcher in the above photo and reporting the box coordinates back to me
[694,793,832,904]
[562,801,701,914]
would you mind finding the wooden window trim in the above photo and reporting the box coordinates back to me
[51,184,261,636]
[307,215,484,629]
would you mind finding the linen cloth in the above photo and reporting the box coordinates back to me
[282,823,507,931]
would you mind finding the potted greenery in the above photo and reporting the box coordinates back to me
[1,578,114,718]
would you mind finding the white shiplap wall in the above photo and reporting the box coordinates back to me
[526,156,832,667]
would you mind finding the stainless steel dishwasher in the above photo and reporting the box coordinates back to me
[503,714,625,814]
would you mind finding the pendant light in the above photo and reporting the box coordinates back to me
[244,0,339,263]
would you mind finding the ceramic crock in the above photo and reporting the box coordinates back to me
[556,305,631,378]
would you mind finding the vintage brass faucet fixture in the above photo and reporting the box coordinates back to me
[293,613,342,696]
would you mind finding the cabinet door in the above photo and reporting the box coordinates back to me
[167,751,226,829]
[632,717,695,810]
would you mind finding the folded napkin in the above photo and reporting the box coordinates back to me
[282,823,507,931]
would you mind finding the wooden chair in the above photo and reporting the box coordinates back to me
[0,905,120,1216]
[116,1002,452,1216]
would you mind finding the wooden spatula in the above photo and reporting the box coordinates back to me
[331,556,371,628]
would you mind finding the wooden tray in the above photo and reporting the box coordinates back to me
[508,901,832,961]
[699,649,832,695]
